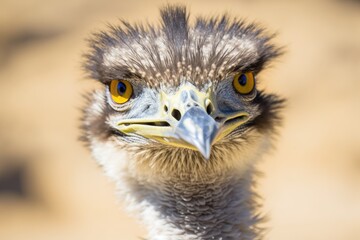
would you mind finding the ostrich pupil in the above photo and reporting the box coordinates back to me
[117,82,127,95]
[238,74,247,86]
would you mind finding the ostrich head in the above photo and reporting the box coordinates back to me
[82,5,283,239]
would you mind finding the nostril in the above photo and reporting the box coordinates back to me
[164,105,168,112]
[171,109,182,121]
[206,102,214,115]
[186,102,199,109]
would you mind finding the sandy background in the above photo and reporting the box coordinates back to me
[0,0,360,239]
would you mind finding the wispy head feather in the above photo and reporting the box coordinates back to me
[84,5,282,88]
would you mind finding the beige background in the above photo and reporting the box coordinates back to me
[0,0,360,239]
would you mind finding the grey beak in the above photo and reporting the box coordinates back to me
[174,107,219,159]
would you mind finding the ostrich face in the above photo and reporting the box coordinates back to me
[106,76,256,159]
[82,6,283,176]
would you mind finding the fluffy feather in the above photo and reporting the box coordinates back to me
[84,5,282,89]
[81,4,284,240]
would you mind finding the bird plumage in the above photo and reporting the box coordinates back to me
[84,5,280,88]
[82,5,284,240]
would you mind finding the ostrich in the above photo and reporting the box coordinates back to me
[82,5,284,240]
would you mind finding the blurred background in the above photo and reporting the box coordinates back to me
[1,0,360,239]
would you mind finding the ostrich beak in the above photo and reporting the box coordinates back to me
[174,107,219,159]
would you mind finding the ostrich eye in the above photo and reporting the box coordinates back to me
[232,72,255,94]
[110,79,133,104]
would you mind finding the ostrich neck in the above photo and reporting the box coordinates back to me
[136,168,262,240]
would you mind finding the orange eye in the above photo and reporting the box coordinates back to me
[109,79,133,104]
[232,72,255,95]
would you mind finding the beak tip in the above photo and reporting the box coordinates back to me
[198,150,210,160]
[197,140,212,160]
[202,151,211,160]
[174,107,218,161]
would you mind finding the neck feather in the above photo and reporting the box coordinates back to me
[130,167,263,240]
